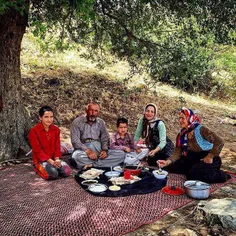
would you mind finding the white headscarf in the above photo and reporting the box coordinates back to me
[142,103,159,139]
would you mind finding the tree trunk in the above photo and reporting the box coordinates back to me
[0,3,31,162]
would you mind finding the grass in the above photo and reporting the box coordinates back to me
[21,32,236,112]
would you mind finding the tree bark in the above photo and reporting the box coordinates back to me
[0,3,31,162]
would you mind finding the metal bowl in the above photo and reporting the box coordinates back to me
[184,180,210,199]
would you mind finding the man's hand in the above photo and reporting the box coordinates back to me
[85,149,97,160]
[202,156,213,164]
[99,150,107,159]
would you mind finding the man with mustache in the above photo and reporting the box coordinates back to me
[70,102,125,169]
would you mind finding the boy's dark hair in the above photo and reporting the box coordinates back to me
[39,106,53,117]
[117,117,128,127]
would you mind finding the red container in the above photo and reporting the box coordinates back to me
[124,170,131,179]
[124,165,141,176]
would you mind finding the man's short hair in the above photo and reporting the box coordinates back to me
[86,102,100,110]
[116,117,128,127]
[38,106,53,117]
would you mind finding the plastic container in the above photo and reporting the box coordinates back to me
[124,165,141,176]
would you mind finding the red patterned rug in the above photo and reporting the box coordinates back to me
[0,164,235,236]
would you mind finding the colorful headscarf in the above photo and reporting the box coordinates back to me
[176,107,201,156]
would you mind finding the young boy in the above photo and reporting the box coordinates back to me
[110,117,149,165]
[28,106,71,180]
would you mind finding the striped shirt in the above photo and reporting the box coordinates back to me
[70,115,109,151]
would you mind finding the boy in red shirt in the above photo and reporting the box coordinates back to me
[28,106,71,180]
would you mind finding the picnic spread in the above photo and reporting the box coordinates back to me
[75,166,168,197]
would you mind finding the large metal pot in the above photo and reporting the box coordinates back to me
[184,180,210,199]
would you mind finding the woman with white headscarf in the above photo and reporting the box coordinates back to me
[134,103,174,166]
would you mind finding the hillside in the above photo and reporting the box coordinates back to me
[21,34,236,171]
[20,33,236,235]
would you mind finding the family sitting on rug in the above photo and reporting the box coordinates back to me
[70,102,174,169]
[28,103,229,184]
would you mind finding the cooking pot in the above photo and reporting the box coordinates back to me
[184,180,210,199]
[124,165,141,176]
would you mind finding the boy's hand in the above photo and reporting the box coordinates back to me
[135,147,142,153]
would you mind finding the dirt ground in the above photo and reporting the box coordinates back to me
[21,68,236,236]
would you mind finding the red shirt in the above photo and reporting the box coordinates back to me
[28,123,61,164]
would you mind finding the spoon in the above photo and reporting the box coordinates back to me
[158,163,163,173]
[136,162,141,170]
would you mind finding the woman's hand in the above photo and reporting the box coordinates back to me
[157,160,171,168]
[202,156,213,164]
[47,158,61,168]
[54,158,61,168]
[148,147,160,157]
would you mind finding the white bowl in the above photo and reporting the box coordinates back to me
[153,170,168,179]
[105,171,120,178]
[113,166,123,173]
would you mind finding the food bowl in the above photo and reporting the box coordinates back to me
[152,170,168,179]
[113,166,123,173]
[124,165,141,176]
[184,180,210,199]
[105,171,120,178]
[81,179,98,186]
[88,183,108,193]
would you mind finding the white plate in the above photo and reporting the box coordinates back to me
[79,168,104,179]
[88,183,108,193]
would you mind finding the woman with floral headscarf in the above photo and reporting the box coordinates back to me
[158,107,230,183]
[134,103,174,166]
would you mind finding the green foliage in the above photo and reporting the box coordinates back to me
[83,1,217,93]
[24,0,236,97]
[0,0,28,15]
